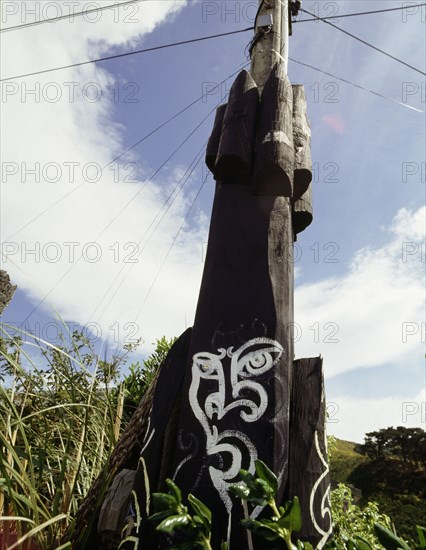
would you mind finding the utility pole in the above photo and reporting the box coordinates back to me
[250,0,290,90]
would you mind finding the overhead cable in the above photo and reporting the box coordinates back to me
[289,57,425,113]
[0,0,146,32]
[299,7,426,76]
[1,28,252,82]
[294,4,426,23]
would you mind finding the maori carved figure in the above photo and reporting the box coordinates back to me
[118,66,330,549]
[185,336,284,542]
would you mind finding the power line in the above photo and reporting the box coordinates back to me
[5,62,248,242]
[91,105,219,238]
[0,28,252,82]
[19,99,219,323]
[133,170,210,321]
[294,4,426,23]
[289,58,425,114]
[2,1,423,34]
[3,5,422,81]
[89,140,208,323]
[299,8,426,77]
[0,0,146,32]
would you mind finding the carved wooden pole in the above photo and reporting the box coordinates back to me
[162,3,296,548]
[116,2,331,549]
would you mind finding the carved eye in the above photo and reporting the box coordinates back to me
[230,338,284,380]
[193,352,224,378]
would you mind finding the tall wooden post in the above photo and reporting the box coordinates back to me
[250,0,289,89]
[161,3,297,547]
[116,2,332,549]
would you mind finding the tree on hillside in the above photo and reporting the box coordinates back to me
[357,426,426,466]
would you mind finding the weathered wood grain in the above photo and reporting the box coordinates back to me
[69,328,192,550]
[293,184,313,236]
[288,356,332,547]
[254,63,294,196]
[214,70,259,184]
[169,181,294,549]
[205,103,226,173]
[292,84,312,202]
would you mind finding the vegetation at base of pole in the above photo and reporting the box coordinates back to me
[229,461,302,549]
[0,322,169,549]
[149,459,426,550]
[149,478,216,550]
[1,324,425,549]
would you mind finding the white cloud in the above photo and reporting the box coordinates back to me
[1,0,424,380]
[1,0,209,352]
[295,206,425,377]
[327,389,426,443]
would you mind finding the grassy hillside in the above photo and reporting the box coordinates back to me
[329,438,368,484]
[330,438,426,544]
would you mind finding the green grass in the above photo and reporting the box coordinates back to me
[330,438,368,484]
[330,438,426,546]
[0,324,127,549]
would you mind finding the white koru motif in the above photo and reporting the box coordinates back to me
[309,430,333,549]
[188,337,284,543]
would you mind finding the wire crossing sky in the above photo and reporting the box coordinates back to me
[1,0,425,443]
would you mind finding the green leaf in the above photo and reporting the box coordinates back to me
[278,497,302,532]
[188,493,212,531]
[156,514,191,534]
[354,535,374,550]
[166,478,182,504]
[152,492,177,511]
[374,523,411,550]
[254,478,275,498]
[296,542,315,550]
[255,459,278,494]
[242,518,282,541]
[149,510,173,524]
[417,526,426,547]
[229,482,250,500]
[239,469,258,491]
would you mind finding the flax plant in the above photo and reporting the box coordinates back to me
[0,322,133,549]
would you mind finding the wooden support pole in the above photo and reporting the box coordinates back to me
[250,0,290,92]
[288,357,332,548]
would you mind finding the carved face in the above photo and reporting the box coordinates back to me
[191,337,284,426]
[187,337,284,524]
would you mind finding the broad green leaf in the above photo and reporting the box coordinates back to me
[417,526,426,547]
[241,518,281,541]
[374,523,411,550]
[229,483,250,500]
[278,497,302,532]
[166,478,182,504]
[297,540,315,549]
[239,469,258,491]
[255,459,278,494]
[254,478,275,497]
[156,514,191,534]
[149,509,174,524]
[152,492,177,511]
[188,493,212,530]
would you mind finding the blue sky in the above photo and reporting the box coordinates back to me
[1,0,425,442]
